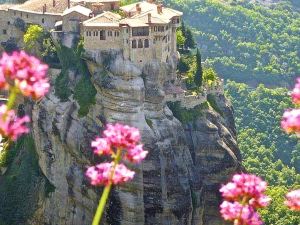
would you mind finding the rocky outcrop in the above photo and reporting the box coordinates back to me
[0,50,241,225]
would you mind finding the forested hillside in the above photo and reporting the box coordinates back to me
[226,81,300,224]
[165,0,300,86]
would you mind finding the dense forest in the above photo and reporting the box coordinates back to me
[226,81,300,224]
[166,0,300,223]
[165,0,300,86]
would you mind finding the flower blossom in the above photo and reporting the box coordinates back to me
[220,201,263,225]
[91,138,112,155]
[291,78,300,105]
[103,123,141,149]
[219,174,270,225]
[126,144,148,163]
[285,189,300,211]
[281,109,300,134]
[0,105,30,140]
[86,162,135,186]
[220,174,270,208]
[91,123,148,163]
[0,51,49,99]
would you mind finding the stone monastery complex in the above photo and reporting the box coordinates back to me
[0,0,182,66]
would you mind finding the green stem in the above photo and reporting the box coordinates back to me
[91,148,122,225]
[92,183,112,225]
[6,87,19,110]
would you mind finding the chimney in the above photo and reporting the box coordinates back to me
[67,0,70,9]
[136,3,141,14]
[42,5,45,13]
[44,4,47,12]
[157,4,163,14]
[53,0,56,7]
[148,13,151,23]
[147,0,155,3]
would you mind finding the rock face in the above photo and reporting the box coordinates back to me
[1,51,241,225]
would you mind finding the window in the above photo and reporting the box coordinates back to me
[20,12,22,17]
[7,21,10,25]
[26,14,28,18]
[3,30,7,35]
[158,26,164,32]
[100,30,106,40]
[114,31,119,37]
[177,18,180,23]
[42,18,45,23]
[132,40,137,48]
[144,39,149,48]
[132,27,149,36]
[108,31,112,36]
[126,28,128,33]
[138,39,143,48]
[154,26,157,32]
[14,12,16,16]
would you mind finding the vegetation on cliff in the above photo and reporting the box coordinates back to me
[165,0,300,85]
[226,81,300,224]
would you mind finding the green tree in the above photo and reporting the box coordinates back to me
[184,28,196,50]
[180,20,186,38]
[194,48,203,87]
[176,29,186,50]
[23,25,44,56]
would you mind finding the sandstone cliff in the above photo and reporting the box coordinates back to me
[0,49,241,225]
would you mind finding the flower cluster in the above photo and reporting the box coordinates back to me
[86,162,135,186]
[220,174,270,225]
[285,189,300,211]
[0,105,30,141]
[0,51,49,99]
[0,51,49,141]
[281,109,300,135]
[86,123,148,186]
[281,77,300,135]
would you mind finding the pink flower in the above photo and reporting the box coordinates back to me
[91,138,112,155]
[126,144,148,163]
[220,174,270,208]
[85,162,135,186]
[220,201,263,225]
[0,105,30,140]
[281,109,300,134]
[0,51,49,99]
[103,123,141,149]
[285,189,300,211]
[291,78,300,104]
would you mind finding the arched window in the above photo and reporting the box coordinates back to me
[132,40,137,48]
[144,39,149,48]
[138,39,143,48]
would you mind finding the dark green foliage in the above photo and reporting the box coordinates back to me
[225,80,300,225]
[177,57,189,73]
[13,18,25,32]
[0,135,49,225]
[54,70,72,101]
[54,42,97,116]
[167,101,209,124]
[145,118,153,129]
[74,75,97,117]
[207,94,223,116]
[1,38,18,53]
[165,0,300,85]
[184,28,196,50]
[194,49,203,87]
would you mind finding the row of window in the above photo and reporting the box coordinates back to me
[86,30,120,39]
[13,11,45,23]
[132,39,149,49]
